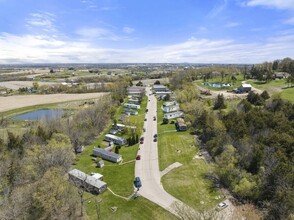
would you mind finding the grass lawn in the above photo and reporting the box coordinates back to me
[194,74,244,91]
[245,79,294,103]
[74,94,178,219]
[248,79,288,90]
[83,190,178,220]
[281,87,294,103]
[158,131,221,211]
[157,97,221,211]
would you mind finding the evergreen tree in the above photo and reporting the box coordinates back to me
[213,94,226,110]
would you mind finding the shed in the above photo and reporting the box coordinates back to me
[97,160,105,168]
[176,118,187,131]
[238,84,252,93]
[93,147,122,163]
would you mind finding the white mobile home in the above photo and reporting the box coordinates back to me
[153,84,168,92]
[162,105,180,113]
[163,101,176,107]
[127,86,145,96]
[68,169,107,195]
[164,111,184,119]
[122,109,138,115]
[105,134,127,146]
[93,147,122,163]
[112,123,136,130]
[124,103,141,109]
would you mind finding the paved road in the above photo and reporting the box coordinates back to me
[135,86,183,216]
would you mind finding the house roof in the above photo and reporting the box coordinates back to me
[69,169,107,188]
[91,173,103,180]
[153,84,167,89]
[94,147,122,159]
[105,134,126,142]
[241,84,252,88]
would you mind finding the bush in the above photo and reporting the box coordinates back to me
[162,118,169,124]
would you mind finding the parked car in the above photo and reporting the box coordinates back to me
[153,134,157,138]
[136,155,141,160]
[217,202,228,209]
[143,128,146,132]
[144,118,147,121]
[153,138,157,142]
[153,116,156,121]
[134,177,142,188]
[140,139,144,144]
[140,137,144,141]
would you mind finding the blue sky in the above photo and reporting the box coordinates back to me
[0,0,294,63]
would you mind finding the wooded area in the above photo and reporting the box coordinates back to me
[0,78,130,219]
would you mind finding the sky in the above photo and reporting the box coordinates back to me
[0,0,294,64]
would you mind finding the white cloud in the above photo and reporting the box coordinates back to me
[26,12,57,32]
[224,22,241,28]
[0,32,294,64]
[284,17,294,24]
[243,0,294,10]
[123,27,135,34]
[207,0,228,18]
[76,27,120,41]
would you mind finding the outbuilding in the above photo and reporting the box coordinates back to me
[93,147,122,163]
[238,84,252,93]
[176,118,187,131]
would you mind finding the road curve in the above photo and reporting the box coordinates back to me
[135,86,182,216]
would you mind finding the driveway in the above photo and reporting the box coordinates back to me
[135,86,182,216]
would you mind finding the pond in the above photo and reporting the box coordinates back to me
[203,82,231,88]
[14,109,65,121]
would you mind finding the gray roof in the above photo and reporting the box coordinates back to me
[94,147,122,159]
[105,134,126,142]
[69,169,107,188]
[153,84,167,89]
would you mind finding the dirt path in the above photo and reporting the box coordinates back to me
[0,93,108,112]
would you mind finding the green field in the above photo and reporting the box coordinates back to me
[194,74,244,91]
[157,98,221,211]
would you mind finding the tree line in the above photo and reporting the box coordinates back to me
[175,79,293,219]
[0,78,129,219]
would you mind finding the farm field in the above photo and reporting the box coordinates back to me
[0,92,108,113]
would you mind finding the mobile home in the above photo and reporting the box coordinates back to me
[93,147,122,163]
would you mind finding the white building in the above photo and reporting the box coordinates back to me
[105,134,127,146]
[163,101,176,107]
[68,169,107,195]
[164,111,184,119]
[162,105,180,113]
[124,103,141,109]
[93,147,122,163]
[153,84,168,92]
